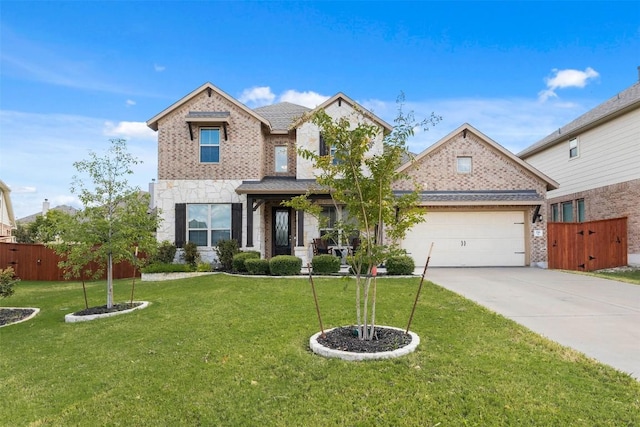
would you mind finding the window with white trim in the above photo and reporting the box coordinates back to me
[275,146,288,172]
[569,137,578,159]
[200,128,220,163]
[456,156,472,173]
[187,204,231,246]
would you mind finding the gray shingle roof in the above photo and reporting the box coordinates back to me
[236,178,328,194]
[394,190,544,204]
[518,82,640,157]
[185,111,230,119]
[253,102,311,131]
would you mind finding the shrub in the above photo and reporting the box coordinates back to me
[140,263,193,273]
[312,254,341,274]
[0,266,20,298]
[245,258,270,275]
[182,242,201,268]
[386,255,415,275]
[269,255,302,276]
[154,240,177,264]
[215,239,240,271]
[232,251,261,272]
[196,262,213,272]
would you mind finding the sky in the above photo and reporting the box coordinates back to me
[1,1,639,220]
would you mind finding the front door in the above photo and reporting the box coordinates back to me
[272,207,291,256]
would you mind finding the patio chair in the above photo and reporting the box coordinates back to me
[312,238,332,255]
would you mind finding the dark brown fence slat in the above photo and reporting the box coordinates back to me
[0,243,141,281]
[548,217,627,271]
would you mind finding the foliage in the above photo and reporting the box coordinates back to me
[2,276,639,425]
[285,95,439,339]
[153,240,177,264]
[312,254,341,274]
[13,223,34,243]
[196,262,213,272]
[214,239,240,271]
[181,242,201,268]
[48,139,160,308]
[385,255,415,275]
[140,263,193,273]
[244,258,271,275]
[269,255,302,276]
[0,266,20,298]
[232,251,261,272]
[13,210,70,244]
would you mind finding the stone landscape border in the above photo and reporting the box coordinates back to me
[0,307,40,328]
[309,325,420,361]
[64,301,150,323]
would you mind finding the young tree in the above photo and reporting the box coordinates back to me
[51,139,159,309]
[287,96,439,340]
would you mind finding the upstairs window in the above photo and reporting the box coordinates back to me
[456,156,472,173]
[569,137,579,159]
[200,128,220,163]
[275,146,288,172]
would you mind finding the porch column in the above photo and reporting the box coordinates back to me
[297,210,304,246]
[246,196,254,247]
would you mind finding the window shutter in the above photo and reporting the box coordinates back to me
[175,203,186,248]
[231,203,242,245]
[319,133,328,156]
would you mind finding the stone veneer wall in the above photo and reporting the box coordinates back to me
[154,179,256,263]
[547,178,640,266]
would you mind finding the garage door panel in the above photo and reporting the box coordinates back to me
[401,211,526,267]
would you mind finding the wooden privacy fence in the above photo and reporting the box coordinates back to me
[547,217,627,271]
[0,243,140,281]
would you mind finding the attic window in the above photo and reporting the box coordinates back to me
[186,111,230,141]
[456,156,472,173]
[569,137,579,158]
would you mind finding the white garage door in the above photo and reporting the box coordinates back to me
[402,211,526,267]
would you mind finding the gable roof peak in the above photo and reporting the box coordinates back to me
[146,82,271,131]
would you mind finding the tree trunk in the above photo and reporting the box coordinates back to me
[107,252,113,308]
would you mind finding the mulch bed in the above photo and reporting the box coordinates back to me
[0,308,36,326]
[72,302,142,316]
[316,326,412,353]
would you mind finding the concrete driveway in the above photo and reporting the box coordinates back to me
[422,267,640,380]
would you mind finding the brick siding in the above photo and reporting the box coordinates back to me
[547,178,640,254]
[157,91,266,180]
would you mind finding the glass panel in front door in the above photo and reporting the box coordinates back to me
[274,209,290,255]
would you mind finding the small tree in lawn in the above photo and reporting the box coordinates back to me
[287,96,439,340]
[52,138,159,309]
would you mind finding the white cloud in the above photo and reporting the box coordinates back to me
[103,121,157,140]
[239,86,276,107]
[1,110,157,219]
[279,90,330,108]
[126,99,136,106]
[9,186,37,194]
[154,63,166,72]
[538,67,599,102]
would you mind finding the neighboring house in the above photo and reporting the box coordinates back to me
[393,124,558,267]
[519,75,640,266]
[16,199,79,224]
[147,83,557,267]
[0,179,16,243]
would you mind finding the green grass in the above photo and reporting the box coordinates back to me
[588,269,640,285]
[1,275,638,426]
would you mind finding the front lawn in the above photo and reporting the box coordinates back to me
[590,268,640,285]
[1,275,638,426]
